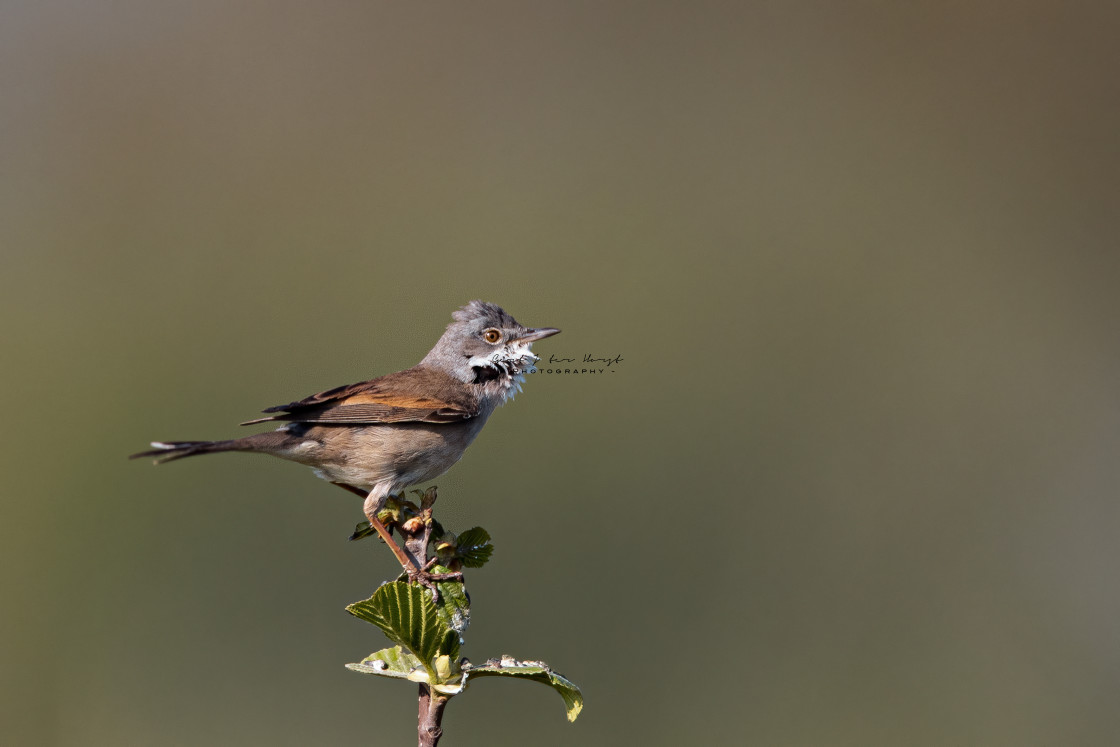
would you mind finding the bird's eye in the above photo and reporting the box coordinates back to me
[482,328,502,344]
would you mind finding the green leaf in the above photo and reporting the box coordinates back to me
[345,645,424,679]
[456,527,494,568]
[348,521,376,541]
[432,566,471,636]
[346,647,467,693]
[346,582,460,677]
[464,656,583,722]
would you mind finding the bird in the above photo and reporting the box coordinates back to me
[131,300,560,584]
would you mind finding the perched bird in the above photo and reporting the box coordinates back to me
[131,300,560,582]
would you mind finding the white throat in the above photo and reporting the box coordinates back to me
[467,341,538,402]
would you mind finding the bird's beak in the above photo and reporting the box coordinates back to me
[517,327,561,343]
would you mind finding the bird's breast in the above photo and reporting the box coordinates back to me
[294,415,493,492]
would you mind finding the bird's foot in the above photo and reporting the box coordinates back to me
[407,558,465,601]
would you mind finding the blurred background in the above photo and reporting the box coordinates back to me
[2,2,1118,745]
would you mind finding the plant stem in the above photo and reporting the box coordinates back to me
[417,684,449,747]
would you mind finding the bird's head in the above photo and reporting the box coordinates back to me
[421,300,560,400]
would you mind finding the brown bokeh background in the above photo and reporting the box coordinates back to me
[2,3,1118,745]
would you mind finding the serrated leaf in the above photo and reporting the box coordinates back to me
[464,657,583,722]
[345,645,424,679]
[456,527,494,568]
[346,582,460,678]
[432,566,471,636]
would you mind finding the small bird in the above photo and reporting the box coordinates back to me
[131,300,559,582]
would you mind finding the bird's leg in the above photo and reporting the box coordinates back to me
[332,482,424,575]
[333,482,462,598]
[336,488,463,600]
[367,509,425,576]
[398,503,463,598]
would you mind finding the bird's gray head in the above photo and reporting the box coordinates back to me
[421,300,560,401]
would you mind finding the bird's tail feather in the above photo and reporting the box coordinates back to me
[129,440,245,465]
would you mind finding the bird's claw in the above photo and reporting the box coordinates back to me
[407,558,465,601]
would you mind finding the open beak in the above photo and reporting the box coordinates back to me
[517,327,561,343]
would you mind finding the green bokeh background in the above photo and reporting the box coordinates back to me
[3,3,1118,745]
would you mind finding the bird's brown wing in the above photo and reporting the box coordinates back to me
[241,366,478,426]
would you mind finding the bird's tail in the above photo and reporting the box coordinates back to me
[129,439,249,465]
